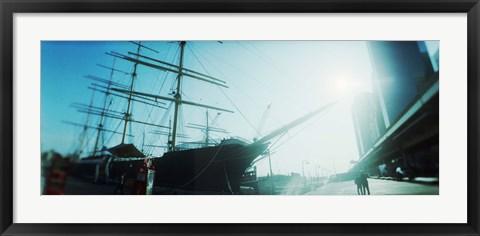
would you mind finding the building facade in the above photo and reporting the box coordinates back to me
[351,41,439,178]
[351,92,384,158]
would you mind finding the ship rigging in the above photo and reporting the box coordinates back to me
[67,41,335,194]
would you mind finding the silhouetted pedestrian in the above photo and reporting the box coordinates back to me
[360,170,370,195]
[113,172,126,195]
[354,174,364,195]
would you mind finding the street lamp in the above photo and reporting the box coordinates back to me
[267,149,275,195]
[332,158,337,176]
[302,160,310,179]
[314,165,321,185]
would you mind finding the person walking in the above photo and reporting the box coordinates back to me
[113,172,126,195]
[360,170,370,195]
[354,173,364,195]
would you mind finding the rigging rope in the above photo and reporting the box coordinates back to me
[105,116,123,145]
[187,44,212,78]
[188,43,261,135]
[145,44,180,154]
[270,108,332,153]
[144,46,180,155]
[216,87,259,135]
[223,163,234,194]
[173,141,225,190]
[236,42,286,75]
[238,41,322,110]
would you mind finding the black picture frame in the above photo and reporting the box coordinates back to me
[1,1,479,235]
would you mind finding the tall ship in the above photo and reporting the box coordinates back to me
[68,41,334,194]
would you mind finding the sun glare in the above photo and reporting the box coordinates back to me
[333,77,357,96]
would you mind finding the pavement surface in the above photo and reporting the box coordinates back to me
[306,178,439,195]
[61,176,438,195]
[63,177,132,195]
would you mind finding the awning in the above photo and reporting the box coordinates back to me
[108,143,145,158]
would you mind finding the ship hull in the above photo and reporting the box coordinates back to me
[111,142,269,194]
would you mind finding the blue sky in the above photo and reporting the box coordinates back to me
[41,41,437,177]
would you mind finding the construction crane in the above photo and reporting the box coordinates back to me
[253,103,272,140]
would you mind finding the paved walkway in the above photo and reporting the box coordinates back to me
[306,178,439,195]
[63,177,132,195]
[61,176,438,195]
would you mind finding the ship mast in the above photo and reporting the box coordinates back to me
[121,43,142,144]
[92,58,117,156]
[206,110,209,145]
[186,110,227,147]
[109,41,233,152]
[78,88,96,156]
[171,41,186,150]
[67,42,169,158]
[65,63,134,158]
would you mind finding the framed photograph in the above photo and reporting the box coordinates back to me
[1,0,479,235]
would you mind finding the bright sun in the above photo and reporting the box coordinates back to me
[334,77,354,95]
[332,76,363,100]
[335,79,350,91]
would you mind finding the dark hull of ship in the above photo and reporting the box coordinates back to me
[111,142,269,194]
